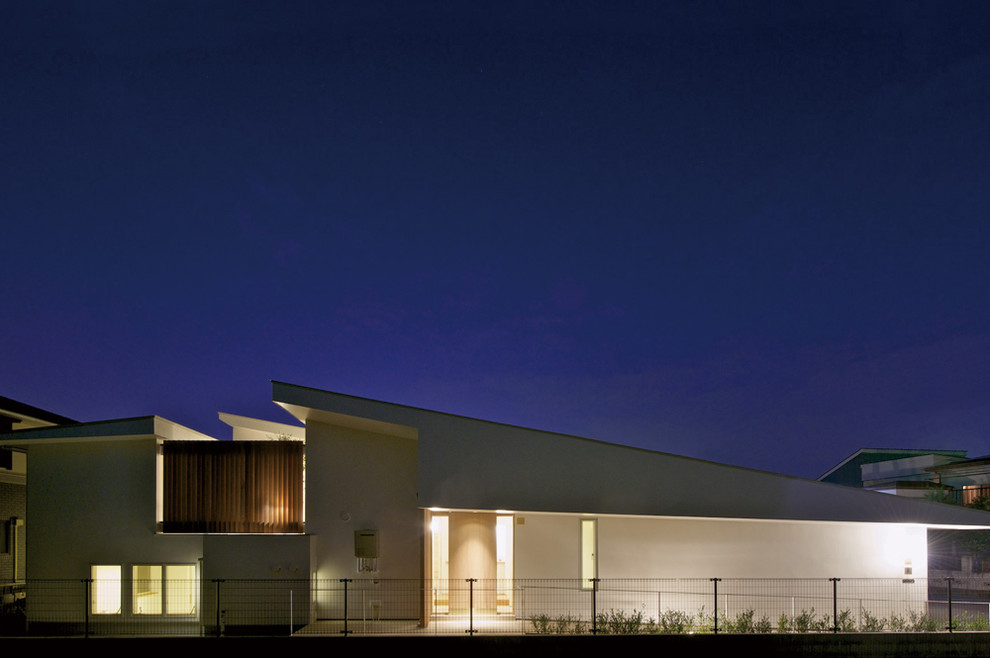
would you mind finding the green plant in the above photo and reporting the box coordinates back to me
[596,609,645,634]
[908,610,939,632]
[657,609,694,634]
[924,490,956,504]
[553,615,582,634]
[835,608,856,632]
[955,612,990,631]
[754,614,773,634]
[777,612,792,633]
[810,614,832,633]
[861,609,886,632]
[530,614,552,634]
[531,614,589,634]
[694,606,715,634]
[726,608,756,633]
[887,613,907,631]
[794,608,817,633]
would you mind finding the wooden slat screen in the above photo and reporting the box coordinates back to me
[162,441,304,533]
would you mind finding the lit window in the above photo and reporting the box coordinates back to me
[496,515,514,612]
[963,485,988,506]
[91,565,122,614]
[133,565,163,614]
[166,565,197,614]
[581,519,597,589]
[133,564,198,615]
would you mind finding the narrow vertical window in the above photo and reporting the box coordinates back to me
[166,564,197,614]
[133,565,163,614]
[496,515,514,612]
[430,514,449,613]
[91,565,122,614]
[581,519,597,589]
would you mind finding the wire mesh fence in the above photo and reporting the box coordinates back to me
[3,577,990,637]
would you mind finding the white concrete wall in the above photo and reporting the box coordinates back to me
[28,440,205,579]
[202,534,315,628]
[516,514,926,579]
[27,439,204,624]
[305,419,420,581]
[513,512,928,625]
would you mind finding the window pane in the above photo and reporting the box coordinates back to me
[581,519,596,588]
[133,565,162,614]
[166,565,197,614]
[91,565,121,614]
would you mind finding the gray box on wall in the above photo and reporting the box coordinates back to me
[354,530,379,558]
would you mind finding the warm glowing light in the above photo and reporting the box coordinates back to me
[91,565,122,614]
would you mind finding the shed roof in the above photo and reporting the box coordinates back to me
[274,380,990,528]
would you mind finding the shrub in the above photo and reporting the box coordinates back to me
[531,614,551,634]
[657,609,694,634]
[861,609,886,632]
[531,614,588,634]
[596,609,645,634]
[694,606,715,634]
[794,609,818,633]
[887,613,907,632]
[553,615,575,634]
[908,610,939,632]
[955,612,990,632]
[810,614,832,633]
[836,609,856,632]
[726,608,755,633]
[777,612,792,633]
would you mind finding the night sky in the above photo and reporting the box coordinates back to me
[3,2,989,479]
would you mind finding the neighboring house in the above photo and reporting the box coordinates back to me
[820,448,990,581]
[0,397,75,594]
[4,381,990,633]
[926,457,990,504]
[819,448,969,498]
[819,448,990,503]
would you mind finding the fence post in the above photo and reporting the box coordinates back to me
[83,578,92,638]
[829,578,840,633]
[340,579,352,635]
[214,579,224,637]
[711,578,721,634]
[465,579,478,635]
[591,578,600,634]
[945,577,954,633]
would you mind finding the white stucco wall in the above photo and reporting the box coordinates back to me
[304,419,420,581]
[202,534,315,628]
[28,440,204,579]
[515,513,926,579]
[513,511,928,624]
[27,439,204,623]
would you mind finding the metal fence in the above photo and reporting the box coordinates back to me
[4,577,990,637]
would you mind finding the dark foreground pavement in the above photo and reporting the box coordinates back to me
[4,634,990,657]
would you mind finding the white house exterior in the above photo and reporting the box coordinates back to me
[4,380,990,633]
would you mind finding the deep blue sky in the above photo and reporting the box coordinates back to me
[3,1,989,478]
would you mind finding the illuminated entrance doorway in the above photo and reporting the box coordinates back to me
[430,512,513,614]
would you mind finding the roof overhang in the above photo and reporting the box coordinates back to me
[0,416,217,447]
[218,411,304,440]
[273,382,418,440]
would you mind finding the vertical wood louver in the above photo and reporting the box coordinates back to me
[162,441,303,533]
